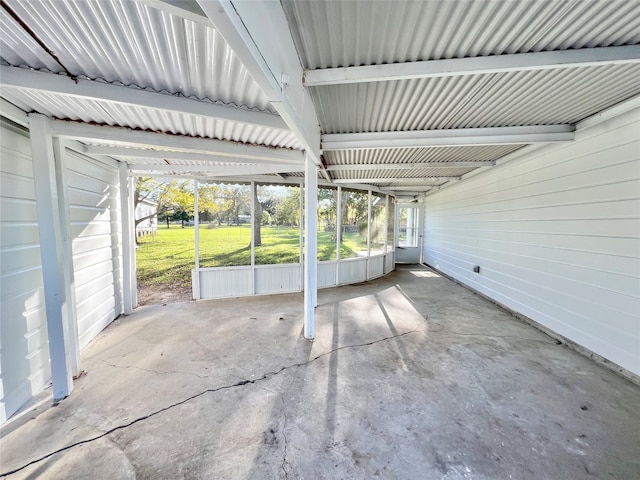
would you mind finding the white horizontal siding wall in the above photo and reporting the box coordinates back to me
[318,261,337,288]
[66,150,124,349]
[198,267,253,299]
[385,251,395,274]
[255,264,301,295]
[338,258,368,285]
[424,107,640,375]
[368,255,385,279]
[0,119,50,423]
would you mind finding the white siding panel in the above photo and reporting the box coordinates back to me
[199,267,252,299]
[0,119,50,424]
[66,150,123,349]
[385,252,395,274]
[255,265,301,295]
[368,255,385,280]
[318,262,337,288]
[338,258,367,285]
[424,107,640,375]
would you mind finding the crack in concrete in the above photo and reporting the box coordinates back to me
[280,395,290,480]
[1,327,425,478]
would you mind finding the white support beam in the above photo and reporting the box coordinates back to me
[322,125,574,150]
[304,45,640,86]
[250,181,256,295]
[52,139,81,375]
[332,177,459,184]
[326,161,496,172]
[388,186,435,192]
[49,119,304,162]
[1,65,288,131]
[196,175,394,195]
[366,190,372,263]
[28,113,74,402]
[303,153,317,340]
[139,0,211,26]
[193,179,201,300]
[197,0,330,180]
[82,145,302,165]
[128,163,303,176]
[119,162,137,313]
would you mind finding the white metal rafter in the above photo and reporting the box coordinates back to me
[322,125,574,150]
[1,65,288,131]
[332,177,459,184]
[82,145,302,165]
[326,161,496,171]
[128,164,302,176]
[304,45,640,86]
[196,0,328,180]
[387,186,435,192]
[49,120,304,162]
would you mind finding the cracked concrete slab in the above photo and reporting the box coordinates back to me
[1,265,639,479]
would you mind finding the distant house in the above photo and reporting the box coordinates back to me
[135,199,157,238]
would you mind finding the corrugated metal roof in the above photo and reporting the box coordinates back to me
[2,0,639,196]
[310,64,640,133]
[0,0,274,112]
[119,157,257,168]
[0,4,59,71]
[323,145,523,165]
[331,167,476,180]
[284,0,640,69]
[1,86,301,149]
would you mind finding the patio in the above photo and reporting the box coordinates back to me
[1,265,638,479]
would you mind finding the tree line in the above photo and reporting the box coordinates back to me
[135,178,384,246]
[135,178,301,246]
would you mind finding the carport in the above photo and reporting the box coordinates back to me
[1,0,639,477]
[2,265,639,478]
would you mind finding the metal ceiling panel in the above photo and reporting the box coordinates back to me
[2,87,301,149]
[330,167,476,180]
[284,0,640,69]
[0,6,59,71]
[116,157,260,167]
[311,64,640,133]
[0,0,274,112]
[323,145,523,165]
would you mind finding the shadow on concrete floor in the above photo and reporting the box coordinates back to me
[2,265,639,479]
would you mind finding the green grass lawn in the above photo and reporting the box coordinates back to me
[137,225,370,289]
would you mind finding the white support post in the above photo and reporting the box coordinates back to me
[384,195,389,254]
[419,200,426,265]
[299,184,304,289]
[304,154,318,340]
[335,186,342,284]
[28,113,74,401]
[52,138,81,375]
[394,201,399,251]
[336,188,342,256]
[367,190,372,256]
[367,190,372,279]
[119,163,136,313]
[250,181,256,295]
[194,179,201,300]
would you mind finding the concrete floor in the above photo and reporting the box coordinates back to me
[1,265,639,479]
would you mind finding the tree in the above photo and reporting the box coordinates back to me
[172,182,195,227]
[274,188,300,227]
[135,177,195,236]
[253,186,279,247]
[135,177,170,229]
